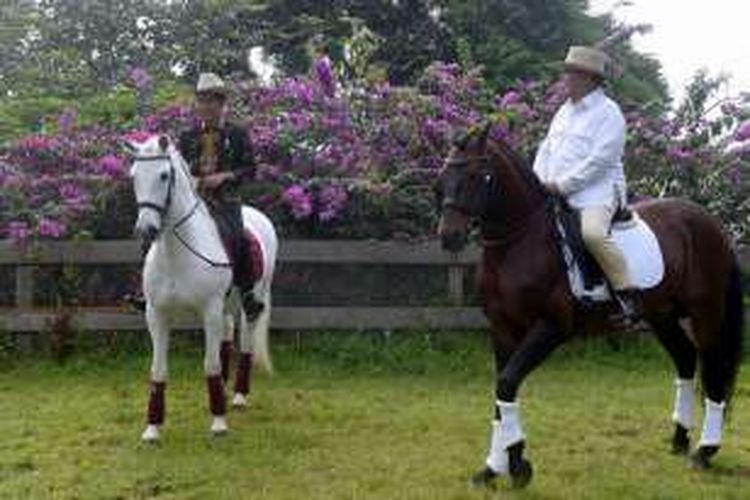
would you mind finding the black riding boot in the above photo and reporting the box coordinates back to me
[124,240,152,312]
[235,243,264,320]
[219,202,264,320]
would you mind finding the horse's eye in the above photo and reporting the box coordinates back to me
[160,172,169,182]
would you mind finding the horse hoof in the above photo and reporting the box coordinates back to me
[469,467,498,489]
[509,459,533,489]
[141,424,160,443]
[508,441,533,489]
[232,393,248,408]
[211,416,228,435]
[690,446,719,470]
[671,425,690,455]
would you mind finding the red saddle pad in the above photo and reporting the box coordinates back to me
[220,230,264,283]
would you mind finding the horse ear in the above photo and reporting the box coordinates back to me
[121,140,138,155]
[158,135,169,152]
[477,121,492,149]
[452,128,471,150]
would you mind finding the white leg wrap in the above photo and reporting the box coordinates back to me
[485,400,526,474]
[486,420,509,474]
[671,378,695,429]
[698,399,725,447]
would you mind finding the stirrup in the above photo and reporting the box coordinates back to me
[579,284,609,302]
[612,292,641,327]
[122,293,146,312]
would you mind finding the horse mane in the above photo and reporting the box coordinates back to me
[488,137,548,202]
[458,124,548,202]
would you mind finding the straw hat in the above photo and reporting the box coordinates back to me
[563,46,610,78]
[195,72,227,96]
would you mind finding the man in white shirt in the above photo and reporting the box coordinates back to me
[533,45,637,321]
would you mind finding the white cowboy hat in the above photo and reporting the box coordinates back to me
[563,46,610,78]
[196,72,227,96]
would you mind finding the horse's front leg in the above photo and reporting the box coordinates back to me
[472,322,565,489]
[204,298,229,435]
[142,305,170,442]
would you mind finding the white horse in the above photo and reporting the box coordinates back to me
[128,135,277,442]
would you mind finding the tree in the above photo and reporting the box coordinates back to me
[252,0,453,84]
[0,0,37,96]
[165,0,266,81]
[433,1,667,104]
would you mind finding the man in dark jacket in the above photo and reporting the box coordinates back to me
[128,72,263,316]
[180,72,263,316]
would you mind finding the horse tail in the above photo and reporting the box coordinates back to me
[719,252,744,407]
[242,204,277,375]
[251,298,273,374]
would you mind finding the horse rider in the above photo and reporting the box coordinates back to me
[532,45,638,322]
[129,72,263,317]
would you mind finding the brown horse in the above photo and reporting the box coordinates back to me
[436,124,744,488]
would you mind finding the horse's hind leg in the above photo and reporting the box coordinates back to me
[647,313,697,455]
[142,306,170,442]
[689,300,743,468]
[232,307,252,408]
[220,309,235,383]
[233,288,273,407]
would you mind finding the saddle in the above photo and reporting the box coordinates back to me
[552,198,634,293]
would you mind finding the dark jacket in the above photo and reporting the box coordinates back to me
[178,122,256,200]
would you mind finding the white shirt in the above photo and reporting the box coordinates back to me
[533,88,627,209]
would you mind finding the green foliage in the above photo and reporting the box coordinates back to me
[0,80,188,142]
[1,0,668,109]
[0,0,36,89]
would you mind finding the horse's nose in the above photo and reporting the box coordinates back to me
[134,223,158,245]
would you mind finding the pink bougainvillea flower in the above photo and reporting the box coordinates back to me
[6,221,31,242]
[37,217,67,238]
[735,120,750,142]
[282,185,313,219]
[122,130,154,143]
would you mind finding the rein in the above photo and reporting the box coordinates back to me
[481,203,549,248]
[134,152,231,268]
[172,200,231,268]
[476,141,554,247]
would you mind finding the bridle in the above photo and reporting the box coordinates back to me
[439,155,492,214]
[133,150,230,267]
[134,154,177,219]
[439,140,551,248]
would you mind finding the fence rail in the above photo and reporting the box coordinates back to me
[0,239,486,332]
[3,239,748,334]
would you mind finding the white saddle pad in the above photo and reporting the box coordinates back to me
[558,212,664,302]
[611,214,664,289]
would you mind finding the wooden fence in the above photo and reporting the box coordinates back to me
[0,239,487,332]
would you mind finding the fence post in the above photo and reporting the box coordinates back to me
[14,264,35,352]
[447,253,464,306]
[15,265,34,308]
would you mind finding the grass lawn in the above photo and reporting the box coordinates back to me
[0,330,749,499]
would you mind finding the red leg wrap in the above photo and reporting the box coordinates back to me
[147,381,166,425]
[233,353,254,395]
[206,374,226,416]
